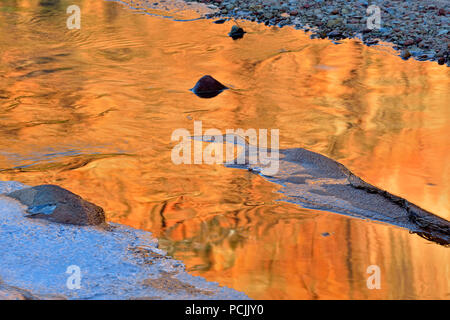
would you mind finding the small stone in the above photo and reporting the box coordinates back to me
[328,30,343,39]
[191,75,228,99]
[228,25,246,40]
[401,49,411,60]
[437,57,446,65]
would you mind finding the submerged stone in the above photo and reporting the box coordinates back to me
[191,75,228,98]
[401,49,412,60]
[6,184,106,226]
[328,30,345,40]
[228,25,246,40]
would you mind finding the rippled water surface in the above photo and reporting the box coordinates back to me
[0,0,449,299]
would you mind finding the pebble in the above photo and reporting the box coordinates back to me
[229,25,246,39]
[191,75,228,99]
[401,49,412,60]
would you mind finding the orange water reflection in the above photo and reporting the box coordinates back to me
[0,0,449,299]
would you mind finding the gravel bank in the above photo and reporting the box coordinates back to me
[185,0,449,65]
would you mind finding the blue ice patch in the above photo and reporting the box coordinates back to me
[26,204,57,216]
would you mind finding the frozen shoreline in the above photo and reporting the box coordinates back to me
[0,181,248,300]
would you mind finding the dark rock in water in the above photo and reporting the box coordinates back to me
[437,8,446,16]
[191,75,228,99]
[229,25,245,40]
[327,30,344,40]
[401,49,412,60]
[7,185,106,226]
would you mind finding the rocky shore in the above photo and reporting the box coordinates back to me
[184,0,449,65]
[0,181,248,300]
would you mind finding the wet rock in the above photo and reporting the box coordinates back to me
[318,31,328,39]
[228,25,246,40]
[328,30,344,40]
[191,75,228,98]
[6,185,106,226]
[401,49,412,60]
[438,57,446,65]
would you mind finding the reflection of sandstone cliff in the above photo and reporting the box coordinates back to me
[151,175,449,299]
[161,199,448,299]
[0,0,449,299]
